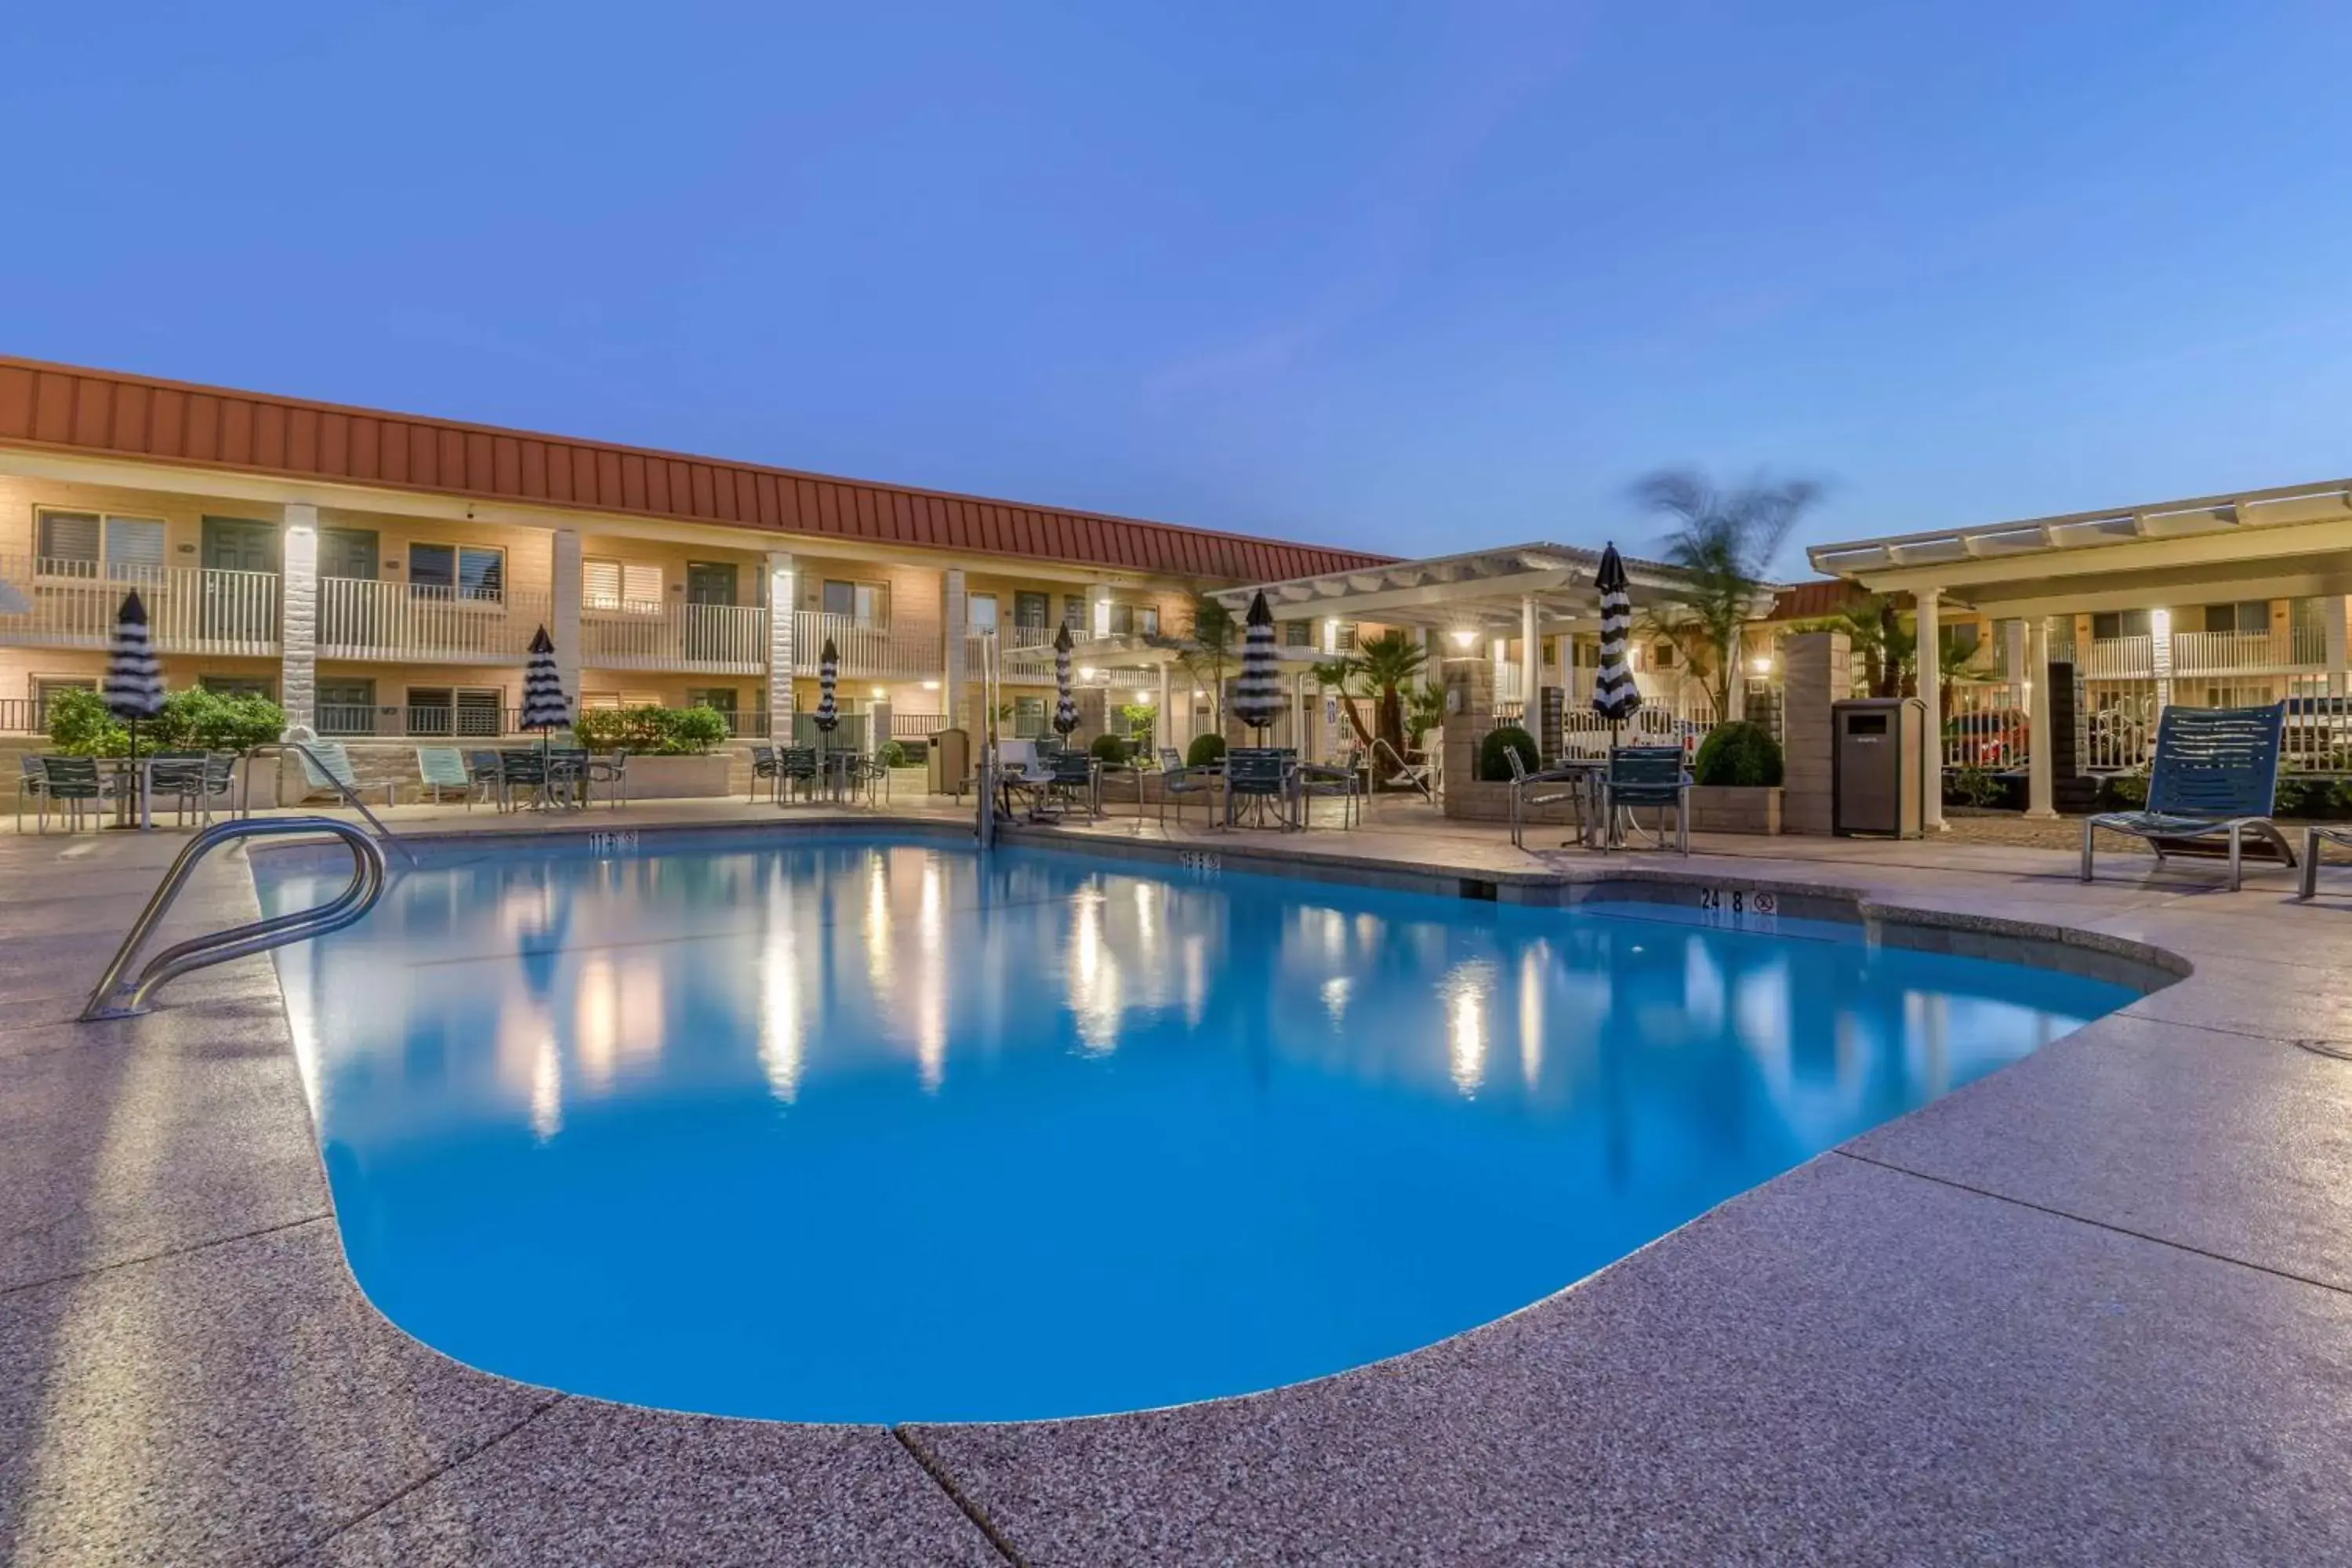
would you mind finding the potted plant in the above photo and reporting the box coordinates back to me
[1688,720,1784,834]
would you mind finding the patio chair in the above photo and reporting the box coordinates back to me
[1040,750,1100,818]
[747,744,779,804]
[586,750,628,808]
[466,750,506,808]
[779,746,819,803]
[16,754,47,833]
[196,751,240,822]
[415,746,481,808]
[1157,759,1219,832]
[1156,747,1185,773]
[2083,701,2293,892]
[145,752,210,828]
[497,749,550,810]
[1224,747,1298,830]
[1504,746,1596,849]
[1599,746,1692,855]
[34,756,111,832]
[547,747,592,809]
[294,739,397,808]
[1296,749,1365,829]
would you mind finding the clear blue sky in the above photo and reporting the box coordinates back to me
[5,2,2347,573]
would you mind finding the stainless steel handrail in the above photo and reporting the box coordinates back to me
[240,740,418,864]
[80,816,390,1021]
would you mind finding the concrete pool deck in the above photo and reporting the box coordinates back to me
[4,800,2351,1564]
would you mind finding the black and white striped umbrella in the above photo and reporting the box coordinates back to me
[104,590,165,721]
[1052,623,1080,737]
[1231,590,1282,732]
[1590,543,1643,726]
[813,637,840,731]
[521,626,571,731]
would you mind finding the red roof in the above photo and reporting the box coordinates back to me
[0,356,1391,584]
[1767,579,1877,622]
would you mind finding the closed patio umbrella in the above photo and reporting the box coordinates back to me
[1591,543,1643,740]
[1052,624,1079,739]
[1231,590,1282,735]
[521,626,571,734]
[106,590,165,822]
[814,637,840,738]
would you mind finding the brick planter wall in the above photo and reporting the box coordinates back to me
[1687,784,1782,835]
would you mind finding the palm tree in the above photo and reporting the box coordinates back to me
[1173,593,1240,731]
[1312,630,1428,768]
[1789,591,1916,698]
[1635,468,1821,715]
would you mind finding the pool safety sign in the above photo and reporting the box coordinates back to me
[1696,886,1779,932]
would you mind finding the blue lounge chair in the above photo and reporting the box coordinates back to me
[2082,702,2293,891]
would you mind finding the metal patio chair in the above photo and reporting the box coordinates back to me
[1599,745,1693,855]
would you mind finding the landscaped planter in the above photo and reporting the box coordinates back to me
[1443,777,1581,826]
[612,753,733,799]
[1686,784,1782,835]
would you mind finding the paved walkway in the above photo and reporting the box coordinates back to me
[4,800,2350,1564]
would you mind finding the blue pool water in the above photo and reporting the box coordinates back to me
[260,833,2133,1423]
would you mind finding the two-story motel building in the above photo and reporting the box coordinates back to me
[0,357,1389,754]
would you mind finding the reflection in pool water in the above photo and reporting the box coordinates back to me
[262,835,2133,1422]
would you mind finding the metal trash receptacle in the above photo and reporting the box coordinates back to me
[928,728,971,798]
[1832,698,1926,837]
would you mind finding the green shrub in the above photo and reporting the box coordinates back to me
[1185,733,1228,768]
[574,704,730,754]
[2101,772,2148,810]
[1090,731,1131,764]
[2272,775,2342,819]
[1692,720,1784,788]
[45,688,128,756]
[877,739,909,768]
[2331,778,2352,818]
[158,688,285,753]
[1944,765,2005,809]
[1477,725,1539,782]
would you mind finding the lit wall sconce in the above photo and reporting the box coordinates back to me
[1448,628,1479,650]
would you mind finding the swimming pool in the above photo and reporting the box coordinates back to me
[260,831,2135,1423]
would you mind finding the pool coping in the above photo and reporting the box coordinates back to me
[9,810,2352,1563]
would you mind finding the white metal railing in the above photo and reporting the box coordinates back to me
[2082,682,2159,773]
[1944,681,2028,771]
[800,612,938,680]
[1494,664,1525,704]
[2169,627,2326,676]
[316,578,552,662]
[2078,634,2154,679]
[0,556,280,655]
[1552,704,1715,760]
[583,602,768,673]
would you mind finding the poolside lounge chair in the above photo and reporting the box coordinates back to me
[416,746,481,808]
[2083,701,2293,892]
[1599,746,1692,855]
[294,739,397,808]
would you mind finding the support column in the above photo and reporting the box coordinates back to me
[1520,593,1541,722]
[2025,614,2056,820]
[1915,591,1944,830]
[278,505,318,735]
[2327,596,2348,701]
[1780,630,1849,834]
[1089,583,1113,641]
[870,695,891,758]
[941,568,969,734]
[552,528,583,718]
[764,551,797,742]
[1156,662,1173,757]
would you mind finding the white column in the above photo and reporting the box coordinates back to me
[1915,590,1944,830]
[869,695,891,758]
[941,568,968,732]
[1156,661,1172,757]
[278,505,318,734]
[2002,617,2027,687]
[2025,613,2056,819]
[1520,593,1541,719]
[765,551,797,742]
[2328,596,2348,700]
[1089,583,1113,640]
[1292,670,1308,759]
[552,528,583,717]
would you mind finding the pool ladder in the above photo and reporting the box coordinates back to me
[79,817,390,1022]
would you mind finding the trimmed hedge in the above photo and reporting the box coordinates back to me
[1692,720,1783,788]
[1477,725,1539,782]
[1185,733,1228,768]
[572,704,731,754]
[1090,731,1131,764]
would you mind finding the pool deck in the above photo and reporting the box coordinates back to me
[5,798,2352,1565]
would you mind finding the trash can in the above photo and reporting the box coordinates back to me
[927,727,971,798]
[1832,698,1926,837]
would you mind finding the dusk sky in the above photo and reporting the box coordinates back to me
[5,2,2347,573]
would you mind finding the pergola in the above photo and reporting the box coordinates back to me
[1211,542,1711,702]
[1809,475,2352,826]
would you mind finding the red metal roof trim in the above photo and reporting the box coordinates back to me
[0,356,1392,583]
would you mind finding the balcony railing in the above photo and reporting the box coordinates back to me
[2075,635,2154,679]
[316,578,552,663]
[2169,627,2326,676]
[583,602,768,674]
[800,612,938,679]
[0,556,279,656]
